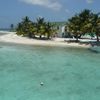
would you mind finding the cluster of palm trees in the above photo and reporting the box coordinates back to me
[66,9,100,42]
[16,9,100,42]
[16,16,56,39]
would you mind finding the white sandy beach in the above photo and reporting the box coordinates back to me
[0,31,92,48]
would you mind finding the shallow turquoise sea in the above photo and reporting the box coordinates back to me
[0,42,100,100]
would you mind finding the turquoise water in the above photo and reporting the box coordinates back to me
[0,43,100,100]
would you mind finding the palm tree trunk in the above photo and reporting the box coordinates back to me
[76,34,79,42]
[76,37,78,42]
[28,33,32,38]
[47,33,50,39]
[96,34,99,42]
[33,33,35,38]
[40,35,42,39]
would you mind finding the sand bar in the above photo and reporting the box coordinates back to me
[0,31,92,48]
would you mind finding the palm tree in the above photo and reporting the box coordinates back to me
[45,22,53,39]
[16,16,56,39]
[36,17,46,38]
[22,16,32,36]
[79,9,93,34]
[91,13,100,42]
[66,9,98,42]
[16,16,34,38]
[67,15,82,41]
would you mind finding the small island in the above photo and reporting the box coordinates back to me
[0,9,100,48]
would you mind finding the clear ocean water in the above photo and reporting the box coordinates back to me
[0,42,100,100]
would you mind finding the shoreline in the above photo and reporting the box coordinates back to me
[0,32,92,48]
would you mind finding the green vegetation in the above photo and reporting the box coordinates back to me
[16,16,56,39]
[16,9,100,42]
[66,9,100,42]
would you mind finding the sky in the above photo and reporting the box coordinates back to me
[0,0,100,28]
